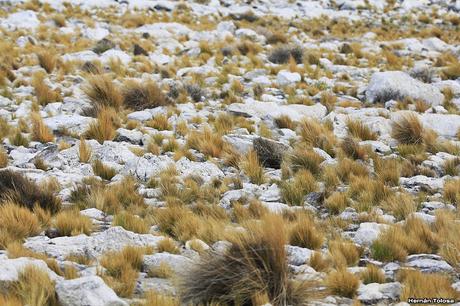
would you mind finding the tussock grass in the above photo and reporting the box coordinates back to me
[298,119,336,156]
[15,264,57,306]
[0,202,41,247]
[289,214,324,249]
[374,157,400,186]
[398,269,459,302]
[0,147,8,168]
[92,159,116,180]
[187,128,227,158]
[123,80,170,111]
[181,214,317,305]
[37,51,57,73]
[381,193,417,221]
[84,107,118,143]
[280,170,318,206]
[443,158,460,176]
[288,148,324,176]
[391,113,424,145]
[360,264,385,284]
[83,74,123,112]
[31,73,61,105]
[147,114,172,131]
[156,237,180,254]
[329,240,360,267]
[346,118,377,141]
[113,212,149,234]
[340,137,368,160]
[309,252,330,272]
[100,245,145,298]
[148,262,174,279]
[324,192,349,214]
[78,137,92,163]
[30,112,54,143]
[144,291,179,306]
[54,209,93,236]
[241,149,265,185]
[444,179,460,205]
[275,115,296,130]
[325,268,360,298]
[0,170,61,213]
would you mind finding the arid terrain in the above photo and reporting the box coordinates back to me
[0,0,460,305]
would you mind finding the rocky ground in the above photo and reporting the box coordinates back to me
[0,0,460,305]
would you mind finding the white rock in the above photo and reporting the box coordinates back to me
[56,276,127,306]
[99,50,131,65]
[227,98,327,122]
[44,114,95,135]
[216,21,235,34]
[366,71,444,106]
[399,175,445,192]
[143,253,193,274]
[353,222,389,246]
[0,257,62,288]
[357,282,401,303]
[276,70,301,86]
[286,245,313,266]
[406,254,454,273]
[83,27,109,41]
[175,157,224,183]
[420,113,460,139]
[62,51,99,63]
[1,10,39,29]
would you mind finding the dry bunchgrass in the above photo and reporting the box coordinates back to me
[241,149,265,185]
[148,262,174,279]
[329,240,360,267]
[0,147,8,168]
[360,264,385,284]
[288,148,324,176]
[113,212,149,234]
[144,291,179,306]
[181,214,318,305]
[324,192,349,215]
[391,113,424,145]
[31,72,61,105]
[340,137,368,160]
[280,170,318,206]
[84,107,118,143]
[37,50,57,73]
[309,252,330,272]
[381,192,417,221]
[83,74,123,112]
[0,202,41,248]
[289,214,324,249]
[187,127,227,158]
[275,115,296,130]
[444,179,460,205]
[156,237,180,254]
[325,268,360,298]
[123,80,170,111]
[298,119,336,156]
[398,269,459,302]
[147,114,172,131]
[443,158,460,176]
[54,209,93,236]
[374,157,400,186]
[78,137,92,163]
[100,245,145,298]
[15,264,57,306]
[335,158,369,183]
[0,170,61,213]
[346,118,377,140]
[92,159,116,180]
[30,112,54,143]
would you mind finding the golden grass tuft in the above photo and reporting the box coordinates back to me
[309,252,330,272]
[444,179,460,205]
[92,159,116,180]
[148,262,174,279]
[346,118,377,140]
[329,240,360,267]
[147,114,172,131]
[275,115,296,130]
[288,148,324,176]
[78,137,92,163]
[187,127,227,158]
[181,214,317,305]
[31,72,61,105]
[360,264,385,284]
[156,237,180,254]
[324,192,349,215]
[100,245,145,298]
[280,170,318,206]
[325,268,360,298]
[112,211,149,234]
[30,112,54,143]
[0,147,8,168]
[54,209,93,236]
[15,264,57,306]
[83,74,123,111]
[289,215,324,250]
[398,269,459,302]
[84,107,118,143]
[241,149,265,185]
[122,80,170,111]
[391,113,424,145]
[298,119,336,156]
[0,201,41,247]
[37,51,57,74]
[144,290,179,306]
